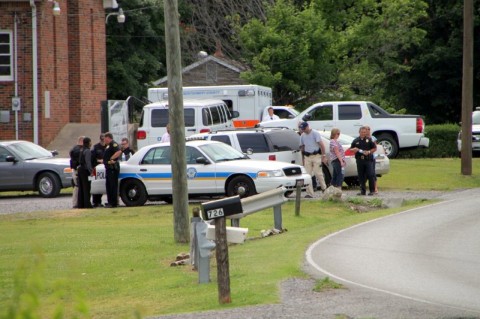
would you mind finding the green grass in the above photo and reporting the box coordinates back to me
[379,158,480,190]
[313,277,345,292]
[1,158,479,318]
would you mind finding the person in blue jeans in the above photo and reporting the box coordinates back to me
[329,128,346,189]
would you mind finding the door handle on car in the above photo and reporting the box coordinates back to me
[187,128,196,131]
[140,169,147,172]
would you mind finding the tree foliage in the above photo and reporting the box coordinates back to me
[317,0,428,109]
[238,0,335,105]
[385,0,480,124]
[106,0,166,100]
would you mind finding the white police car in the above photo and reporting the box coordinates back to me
[91,139,311,206]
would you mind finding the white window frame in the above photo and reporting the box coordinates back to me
[0,30,13,81]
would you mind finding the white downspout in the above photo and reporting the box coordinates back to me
[30,0,39,144]
[14,13,19,140]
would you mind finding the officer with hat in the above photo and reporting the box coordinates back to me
[350,126,377,196]
[103,132,122,208]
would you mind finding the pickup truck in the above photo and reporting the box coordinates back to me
[259,101,429,158]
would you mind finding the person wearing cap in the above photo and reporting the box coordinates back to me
[91,133,106,207]
[264,107,280,121]
[103,132,122,208]
[299,122,327,198]
[77,137,94,209]
[69,135,84,208]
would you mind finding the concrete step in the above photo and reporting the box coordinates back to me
[47,123,102,158]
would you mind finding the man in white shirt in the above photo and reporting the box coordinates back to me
[264,107,280,121]
[299,122,327,198]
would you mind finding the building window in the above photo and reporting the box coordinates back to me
[0,31,13,81]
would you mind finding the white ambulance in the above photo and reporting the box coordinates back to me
[147,85,273,127]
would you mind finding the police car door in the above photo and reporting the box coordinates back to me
[139,145,174,195]
[185,146,218,194]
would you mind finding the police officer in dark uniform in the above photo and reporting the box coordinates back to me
[77,137,94,209]
[350,126,377,196]
[103,132,122,208]
[91,133,106,207]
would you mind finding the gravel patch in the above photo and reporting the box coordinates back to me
[151,276,478,319]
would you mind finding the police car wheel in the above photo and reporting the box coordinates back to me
[226,176,256,198]
[120,179,148,206]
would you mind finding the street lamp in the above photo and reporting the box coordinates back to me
[48,0,61,16]
[105,8,125,24]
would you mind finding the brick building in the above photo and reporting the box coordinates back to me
[0,0,109,147]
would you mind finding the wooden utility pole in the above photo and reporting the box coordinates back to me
[164,0,190,242]
[461,0,473,175]
[214,217,231,304]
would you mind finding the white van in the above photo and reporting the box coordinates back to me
[148,85,272,127]
[136,99,239,150]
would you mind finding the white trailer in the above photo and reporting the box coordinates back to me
[147,84,272,127]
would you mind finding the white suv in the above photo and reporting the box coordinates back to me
[457,107,480,154]
[191,127,303,165]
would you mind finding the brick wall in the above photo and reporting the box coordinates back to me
[0,0,107,147]
[0,2,33,142]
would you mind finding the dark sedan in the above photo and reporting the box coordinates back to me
[0,140,73,197]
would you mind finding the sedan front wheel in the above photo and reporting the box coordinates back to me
[37,172,61,198]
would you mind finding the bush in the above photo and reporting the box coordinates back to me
[397,123,460,158]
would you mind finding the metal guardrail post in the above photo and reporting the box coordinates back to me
[294,179,304,216]
[273,204,282,230]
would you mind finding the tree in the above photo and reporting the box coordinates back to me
[106,0,166,100]
[385,0,480,124]
[313,0,429,109]
[237,0,429,110]
[180,0,274,61]
[238,0,335,105]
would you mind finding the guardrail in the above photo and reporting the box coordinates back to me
[229,187,287,230]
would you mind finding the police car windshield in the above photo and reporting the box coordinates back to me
[199,143,248,163]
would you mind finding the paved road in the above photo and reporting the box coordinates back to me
[307,188,480,315]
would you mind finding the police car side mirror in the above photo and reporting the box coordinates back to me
[196,157,210,165]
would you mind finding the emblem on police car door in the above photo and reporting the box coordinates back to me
[186,167,197,179]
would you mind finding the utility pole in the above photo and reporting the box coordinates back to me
[164,0,190,242]
[461,0,473,175]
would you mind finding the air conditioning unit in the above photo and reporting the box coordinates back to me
[103,0,119,9]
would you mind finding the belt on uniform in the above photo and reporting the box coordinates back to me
[303,150,320,157]
[357,155,371,160]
